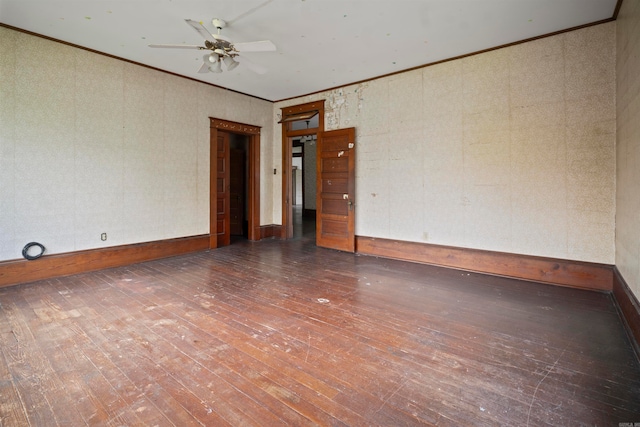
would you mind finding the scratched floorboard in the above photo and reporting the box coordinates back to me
[1,217,640,425]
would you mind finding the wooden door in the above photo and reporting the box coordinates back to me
[230,148,245,236]
[316,128,356,252]
[216,131,231,247]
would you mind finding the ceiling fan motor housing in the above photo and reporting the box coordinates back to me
[212,18,226,30]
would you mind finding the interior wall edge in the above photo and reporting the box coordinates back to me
[0,235,210,288]
[259,224,282,239]
[613,267,640,360]
[356,236,613,291]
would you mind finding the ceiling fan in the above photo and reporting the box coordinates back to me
[149,18,276,74]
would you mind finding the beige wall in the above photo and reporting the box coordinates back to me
[0,20,621,269]
[275,23,616,264]
[0,26,274,261]
[616,0,640,300]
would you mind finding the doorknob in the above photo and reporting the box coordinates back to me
[347,200,354,211]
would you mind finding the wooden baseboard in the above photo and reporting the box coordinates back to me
[259,225,282,239]
[356,236,613,291]
[613,267,640,359]
[0,235,210,288]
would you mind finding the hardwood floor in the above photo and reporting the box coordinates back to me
[1,214,639,425]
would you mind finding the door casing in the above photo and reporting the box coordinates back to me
[215,130,231,247]
[209,118,261,248]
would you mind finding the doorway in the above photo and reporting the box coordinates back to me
[280,101,325,240]
[291,128,318,239]
[209,118,261,249]
[230,134,249,240]
[280,102,357,252]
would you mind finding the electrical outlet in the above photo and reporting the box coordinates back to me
[101,233,107,241]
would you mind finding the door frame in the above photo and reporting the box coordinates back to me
[280,100,325,239]
[209,118,261,248]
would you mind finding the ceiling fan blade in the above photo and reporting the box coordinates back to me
[233,40,276,52]
[236,56,268,74]
[197,62,210,73]
[185,19,216,43]
[148,44,203,49]
[212,33,231,43]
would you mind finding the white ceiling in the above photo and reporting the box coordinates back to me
[0,0,618,102]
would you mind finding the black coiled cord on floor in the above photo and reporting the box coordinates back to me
[22,242,45,260]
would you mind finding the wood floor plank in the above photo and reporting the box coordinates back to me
[0,300,31,427]
[105,273,359,426]
[152,246,640,422]
[135,270,349,400]
[114,264,424,424]
[0,293,89,427]
[43,279,182,427]
[1,217,640,425]
[76,272,298,426]
[61,278,230,427]
[141,313,324,426]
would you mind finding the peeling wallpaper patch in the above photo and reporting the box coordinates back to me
[325,88,347,130]
[325,83,368,130]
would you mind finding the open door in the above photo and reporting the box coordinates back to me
[216,131,231,247]
[316,127,356,252]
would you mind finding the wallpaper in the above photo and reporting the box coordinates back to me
[616,0,640,299]
[0,26,274,261]
[275,22,616,264]
[0,21,622,269]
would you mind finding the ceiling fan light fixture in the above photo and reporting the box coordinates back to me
[224,56,239,71]
[300,134,317,143]
[211,60,222,73]
[150,18,275,76]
